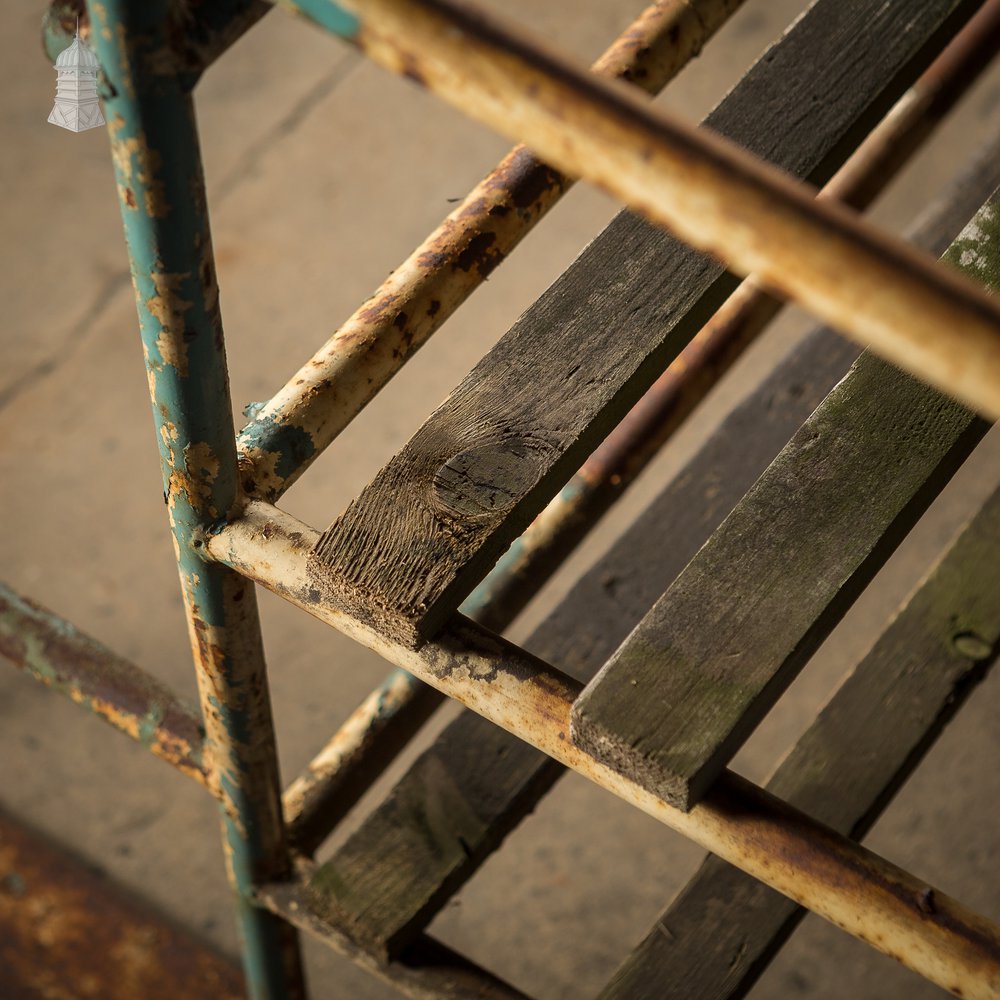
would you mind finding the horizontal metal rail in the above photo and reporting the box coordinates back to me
[279,0,1000,420]
[0,582,211,791]
[276,6,1000,855]
[206,502,1000,1000]
[238,0,747,501]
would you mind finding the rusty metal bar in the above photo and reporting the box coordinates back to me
[275,9,1000,856]
[207,502,1000,1000]
[238,0,747,501]
[282,666,441,851]
[278,0,1000,421]
[0,582,211,790]
[89,3,304,996]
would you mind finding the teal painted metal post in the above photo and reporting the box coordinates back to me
[87,2,305,996]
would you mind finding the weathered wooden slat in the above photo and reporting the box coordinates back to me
[306,324,859,960]
[600,485,1000,1000]
[572,176,1000,810]
[303,144,994,960]
[309,0,981,648]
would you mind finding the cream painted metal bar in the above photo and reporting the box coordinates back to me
[206,503,1000,1000]
[279,0,1000,420]
[238,0,746,501]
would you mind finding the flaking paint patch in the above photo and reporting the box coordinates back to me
[108,122,166,216]
[148,272,193,374]
[91,2,110,39]
[185,442,220,496]
[114,22,136,99]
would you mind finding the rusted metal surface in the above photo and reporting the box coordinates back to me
[0,582,210,789]
[207,501,1000,1000]
[258,876,533,1000]
[0,807,245,1000]
[283,667,443,854]
[281,0,1000,421]
[89,2,304,995]
[42,0,88,62]
[238,0,747,501]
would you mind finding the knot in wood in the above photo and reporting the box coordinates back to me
[432,439,542,519]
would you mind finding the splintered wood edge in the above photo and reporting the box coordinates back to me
[570,701,695,811]
[305,552,427,649]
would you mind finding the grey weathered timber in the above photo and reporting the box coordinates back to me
[309,0,981,648]
[569,192,1000,812]
[600,486,1000,1000]
[306,325,861,960]
[303,146,996,961]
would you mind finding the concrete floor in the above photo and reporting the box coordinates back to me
[2,1,999,997]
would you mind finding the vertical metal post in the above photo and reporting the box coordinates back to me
[87,2,305,996]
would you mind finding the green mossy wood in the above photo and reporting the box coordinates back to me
[600,483,1000,999]
[570,192,1000,810]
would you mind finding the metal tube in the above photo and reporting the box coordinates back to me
[208,503,1000,1000]
[275,9,1000,852]
[280,0,1000,421]
[282,666,442,852]
[0,583,210,789]
[238,0,748,501]
[89,4,304,996]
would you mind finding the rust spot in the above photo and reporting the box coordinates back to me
[393,311,409,331]
[357,293,401,324]
[484,145,560,212]
[123,187,137,208]
[917,887,936,914]
[418,250,448,271]
[399,53,427,88]
[488,203,511,218]
[427,299,441,317]
[455,231,501,277]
